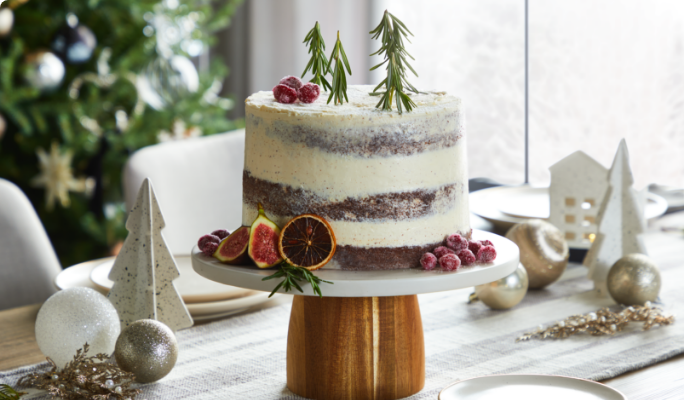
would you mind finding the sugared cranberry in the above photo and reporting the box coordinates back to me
[198,234,220,256]
[468,240,482,255]
[480,239,494,247]
[420,253,437,271]
[439,253,461,271]
[211,229,230,240]
[298,83,320,103]
[477,245,497,263]
[201,241,219,256]
[273,84,298,104]
[458,249,477,265]
[279,76,303,92]
[433,246,455,259]
[446,233,468,252]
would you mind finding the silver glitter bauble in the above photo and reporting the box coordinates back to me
[506,219,569,289]
[114,319,178,383]
[24,51,65,91]
[607,253,661,305]
[0,8,13,37]
[474,263,529,310]
[136,55,198,110]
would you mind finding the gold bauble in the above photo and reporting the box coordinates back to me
[506,219,569,289]
[474,263,529,310]
[607,254,661,305]
[114,319,178,383]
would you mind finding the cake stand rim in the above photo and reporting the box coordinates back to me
[191,229,519,297]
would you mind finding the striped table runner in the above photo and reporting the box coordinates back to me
[2,232,683,399]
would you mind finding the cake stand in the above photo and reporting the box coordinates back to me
[192,229,519,400]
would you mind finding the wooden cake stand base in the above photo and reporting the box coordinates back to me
[192,230,519,400]
[287,295,424,400]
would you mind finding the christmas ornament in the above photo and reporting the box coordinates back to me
[31,142,87,210]
[136,55,199,110]
[0,7,13,37]
[114,319,179,383]
[35,288,121,368]
[0,113,6,140]
[607,253,661,305]
[517,302,673,341]
[585,139,647,297]
[18,343,140,400]
[69,48,144,137]
[157,118,202,142]
[471,263,529,310]
[505,219,569,289]
[107,178,193,331]
[51,13,97,64]
[23,51,65,91]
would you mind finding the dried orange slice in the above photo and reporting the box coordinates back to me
[278,214,336,271]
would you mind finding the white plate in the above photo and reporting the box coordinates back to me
[439,374,626,400]
[55,259,276,318]
[192,230,519,297]
[90,255,248,303]
[470,185,668,230]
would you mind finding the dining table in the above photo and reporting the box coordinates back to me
[1,211,684,399]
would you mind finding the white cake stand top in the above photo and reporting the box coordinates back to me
[191,229,519,297]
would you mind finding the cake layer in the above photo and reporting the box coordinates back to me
[242,85,469,270]
[243,171,462,222]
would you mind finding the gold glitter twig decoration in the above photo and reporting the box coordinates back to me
[17,343,140,400]
[517,302,675,342]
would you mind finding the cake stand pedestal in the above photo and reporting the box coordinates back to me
[192,230,519,400]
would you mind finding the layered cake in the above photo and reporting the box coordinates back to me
[242,85,469,270]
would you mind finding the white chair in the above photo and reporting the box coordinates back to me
[123,129,245,255]
[0,179,62,310]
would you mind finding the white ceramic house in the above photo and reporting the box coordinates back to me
[549,151,609,249]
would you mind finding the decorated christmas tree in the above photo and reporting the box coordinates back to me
[0,0,243,266]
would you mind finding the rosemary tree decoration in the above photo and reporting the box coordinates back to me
[301,21,332,91]
[327,31,353,105]
[263,263,333,298]
[369,10,420,114]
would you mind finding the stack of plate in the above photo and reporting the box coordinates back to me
[55,255,277,321]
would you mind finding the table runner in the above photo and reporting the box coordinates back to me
[2,233,684,399]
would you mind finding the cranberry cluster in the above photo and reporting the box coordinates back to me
[420,233,497,272]
[273,76,321,104]
[197,229,230,256]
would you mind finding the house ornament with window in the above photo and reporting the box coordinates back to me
[583,139,647,297]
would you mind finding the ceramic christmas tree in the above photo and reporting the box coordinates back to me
[584,139,647,297]
[107,178,193,331]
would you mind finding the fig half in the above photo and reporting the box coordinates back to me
[213,226,251,264]
[248,203,283,268]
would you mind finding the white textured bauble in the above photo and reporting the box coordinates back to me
[136,55,198,110]
[35,287,121,367]
[474,263,529,310]
[0,8,13,36]
[24,51,65,91]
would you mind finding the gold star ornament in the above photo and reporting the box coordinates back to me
[31,142,87,210]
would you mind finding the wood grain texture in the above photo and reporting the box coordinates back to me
[0,303,45,370]
[287,295,425,400]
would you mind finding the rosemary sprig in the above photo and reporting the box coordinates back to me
[0,385,25,400]
[262,262,333,298]
[369,10,420,113]
[326,31,352,105]
[301,21,332,91]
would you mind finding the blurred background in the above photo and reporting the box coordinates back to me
[1,0,683,266]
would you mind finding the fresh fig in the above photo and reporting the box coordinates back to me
[248,203,283,268]
[213,226,251,264]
